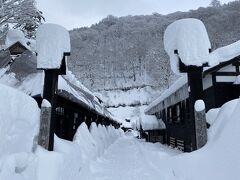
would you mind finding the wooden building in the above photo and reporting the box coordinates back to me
[0,42,121,142]
[137,114,166,144]
[145,55,240,152]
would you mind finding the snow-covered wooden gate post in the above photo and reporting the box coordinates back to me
[36,24,71,151]
[194,100,207,149]
[164,18,210,151]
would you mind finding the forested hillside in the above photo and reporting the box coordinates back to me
[69,1,240,91]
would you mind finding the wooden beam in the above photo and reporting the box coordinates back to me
[187,66,204,151]
[42,70,59,151]
[215,71,240,76]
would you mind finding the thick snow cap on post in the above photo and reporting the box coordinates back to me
[194,99,205,112]
[36,23,70,69]
[164,18,211,74]
[41,99,51,108]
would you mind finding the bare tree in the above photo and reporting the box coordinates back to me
[210,0,221,7]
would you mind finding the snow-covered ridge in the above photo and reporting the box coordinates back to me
[145,75,187,113]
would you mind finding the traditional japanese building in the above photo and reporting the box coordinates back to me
[145,42,240,152]
[0,41,121,142]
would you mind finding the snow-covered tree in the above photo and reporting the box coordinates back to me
[69,1,240,91]
[0,0,44,38]
[210,0,221,7]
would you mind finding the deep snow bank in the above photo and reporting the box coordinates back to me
[0,84,40,158]
[158,98,240,180]
[0,120,123,180]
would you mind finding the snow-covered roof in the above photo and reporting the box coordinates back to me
[36,24,70,69]
[146,39,240,115]
[145,76,188,114]
[5,29,28,49]
[0,50,118,123]
[4,29,32,51]
[208,40,240,66]
[164,18,211,74]
[141,116,166,131]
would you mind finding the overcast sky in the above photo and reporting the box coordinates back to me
[36,0,234,30]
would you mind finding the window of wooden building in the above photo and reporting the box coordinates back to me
[180,101,185,123]
[175,103,181,123]
[56,107,64,115]
[167,107,172,123]
[161,109,166,121]
[73,113,78,130]
[185,99,190,120]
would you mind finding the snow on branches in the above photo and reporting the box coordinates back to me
[0,0,44,38]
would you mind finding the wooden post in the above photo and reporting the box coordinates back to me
[42,70,59,151]
[194,100,208,149]
[38,100,52,150]
[187,66,204,151]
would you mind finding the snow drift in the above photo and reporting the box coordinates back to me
[157,98,240,180]
[0,84,40,158]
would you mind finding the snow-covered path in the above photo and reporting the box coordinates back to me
[80,136,180,180]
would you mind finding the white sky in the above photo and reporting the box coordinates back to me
[36,0,234,30]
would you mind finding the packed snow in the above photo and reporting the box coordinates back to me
[36,23,70,69]
[79,98,240,180]
[79,136,180,180]
[164,18,211,73]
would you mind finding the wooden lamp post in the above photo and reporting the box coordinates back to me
[40,53,69,151]
[164,18,211,151]
[176,50,209,151]
[36,24,71,151]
